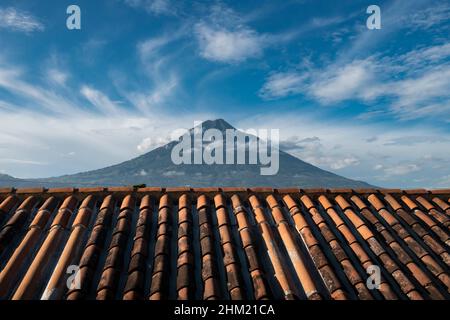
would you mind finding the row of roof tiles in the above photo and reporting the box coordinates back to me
[0,188,449,300]
[2,186,450,194]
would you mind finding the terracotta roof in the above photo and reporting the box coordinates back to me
[0,187,449,300]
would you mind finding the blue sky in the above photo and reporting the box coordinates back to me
[0,0,449,188]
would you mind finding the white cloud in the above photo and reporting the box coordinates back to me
[260,42,450,120]
[280,135,360,170]
[329,157,360,170]
[280,136,321,151]
[137,36,172,59]
[126,74,178,112]
[194,3,343,65]
[374,163,421,176]
[0,100,17,112]
[0,7,44,33]
[59,151,76,158]
[42,53,70,87]
[310,60,374,103]
[0,64,80,114]
[337,0,447,60]
[408,2,450,31]
[259,73,307,99]
[310,16,346,28]
[124,0,175,15]
[138,169,148,176]
[163,170,185,176]
[383,136,450,146]
[259,59,376,103]
[194,4,267,64]
[137,137,153,152]
[47,68,69,86]
[0,158,47,165]
[80,86,123,115]
[195,23,265,63]
[81,38,108,65]
[122,33,182,112]
[437,174,450,187]
[137,135,170,153]
[399,43,450,67]
[389,66,450,118]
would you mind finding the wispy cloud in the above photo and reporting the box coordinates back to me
[383,136,450,146]
[374,163,421,176]
[335,0,445,61]
[436,174,450,187]
[126,76,178,112]
[80,86,123,115]
[194,4,267,63]
[260,42,450,120]
[0,7,44,33]
[47,68,69,87]
[310,59,375,104]
[80,38,108,65]
[137,136,171,153]
[259,72,307,99]
[195,23,265,63]
[0,63,79,114]
[137,36,173,59]
[0,158,47,165]
[116,31,186,113]
[163,170,185,177]
[280,135,360,170]
[194,3,354,64]
[406,2,450,31]
[124,0,176,15]
[259,58,375,102]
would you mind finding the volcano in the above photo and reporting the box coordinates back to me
[0,119,372,188]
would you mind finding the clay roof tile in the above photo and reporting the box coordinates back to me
[401,195,419,210]
[384,194,403,211]
[415,196,435,211]
[366,194,385,211]
[432,197,449,211]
